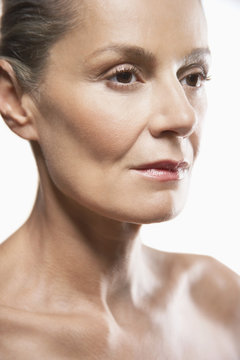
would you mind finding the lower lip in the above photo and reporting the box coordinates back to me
[133,168,187,181]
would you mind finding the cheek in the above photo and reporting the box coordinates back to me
[189,88,208,121]
[38,86,148,165]
[188,89,208,157]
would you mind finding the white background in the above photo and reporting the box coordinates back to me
[0,0,240,274]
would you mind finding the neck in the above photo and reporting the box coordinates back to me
[22,175,143,304]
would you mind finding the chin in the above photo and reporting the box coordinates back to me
[127,206,183,225]
[103,196,186,225]
[121,188,188,224]
[58,178,189,225]
[143,208,182,224]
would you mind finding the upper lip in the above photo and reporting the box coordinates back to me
[133,160,190,171]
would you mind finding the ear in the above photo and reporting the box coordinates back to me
[0,59,39,141]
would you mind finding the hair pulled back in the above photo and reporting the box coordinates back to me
[0,0,81,93]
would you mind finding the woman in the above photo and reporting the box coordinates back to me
[0,0,239,358]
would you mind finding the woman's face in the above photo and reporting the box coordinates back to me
[32,0,210,224]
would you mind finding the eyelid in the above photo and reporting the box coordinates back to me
[177,62,210,80]
[99,63,145,91]
[103,63,144,81]
[179,67,212,90]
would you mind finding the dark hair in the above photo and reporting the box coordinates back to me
[0,0,81,93]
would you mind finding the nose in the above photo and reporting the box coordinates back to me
[148,75,197,139]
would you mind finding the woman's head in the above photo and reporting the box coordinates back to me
[0,0,210,224]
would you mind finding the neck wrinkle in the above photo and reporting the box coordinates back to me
[23,183,142,303]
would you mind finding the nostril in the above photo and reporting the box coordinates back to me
[149,114,197,139]
[158,130,177,138]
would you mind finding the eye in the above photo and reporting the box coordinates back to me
[105,64,143,89]
[180,71,210,88]
[111,70,137,84]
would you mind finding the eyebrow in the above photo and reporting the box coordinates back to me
[86,44,157,68]
[86,44,211,71]
[182,48,211,66]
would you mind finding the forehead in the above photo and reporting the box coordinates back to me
[46,0,208,76]
[79,0,207,54]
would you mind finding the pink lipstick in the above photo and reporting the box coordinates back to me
[132,160,189,181]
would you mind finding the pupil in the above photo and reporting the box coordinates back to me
[116,72,133,83]
[188,74,199,86]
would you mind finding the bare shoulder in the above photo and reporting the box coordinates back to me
[187,254,240,329]
[143,245,240,330]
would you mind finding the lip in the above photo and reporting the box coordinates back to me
[131,160,190,182]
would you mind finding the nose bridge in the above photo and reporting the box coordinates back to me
[149,74,197,138]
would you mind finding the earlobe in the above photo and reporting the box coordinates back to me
[0,60,39,141]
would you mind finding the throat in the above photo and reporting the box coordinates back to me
[14,195,145,309]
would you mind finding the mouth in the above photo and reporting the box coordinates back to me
[131,160,190,182]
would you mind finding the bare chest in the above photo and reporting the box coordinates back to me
[0,305,238,360]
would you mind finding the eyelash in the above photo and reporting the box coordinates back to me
[104,64,211,90]
[105,64,143,90]
[180,70,211,89]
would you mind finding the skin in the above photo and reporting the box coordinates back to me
[0,0,240,358]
